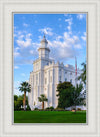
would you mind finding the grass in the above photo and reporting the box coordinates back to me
[14,110,86,123]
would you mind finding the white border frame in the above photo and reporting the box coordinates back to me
[0,0,100,137]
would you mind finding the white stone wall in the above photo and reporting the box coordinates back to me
[28,61,82,110]
[28,36,82,110]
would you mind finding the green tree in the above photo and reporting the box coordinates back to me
[78,62,86,85]
[56,82,74,109]
[56,82,85,110]
[14,96,23,111]
[38,94,48,109]
[14,95,18,101]
[14,94,30,111]
[71,84,85,111]
[19,81,31,111]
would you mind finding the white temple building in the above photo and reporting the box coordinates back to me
[28,35,82,110]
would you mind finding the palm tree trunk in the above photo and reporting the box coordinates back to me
[23,91,26,111]
[42,101,44,109]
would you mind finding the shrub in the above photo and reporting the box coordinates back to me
[45,106,54,111]
[77,108,81,111]
[71,108,76,110]
[26,105,31,111]
[45,107,50,110]
[55,107,65,111]
[34,107,38,110]
[49,106,54,110]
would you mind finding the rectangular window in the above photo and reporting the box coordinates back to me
[65,78,67,82]
[59,76,61,82]
[70,79,72,83]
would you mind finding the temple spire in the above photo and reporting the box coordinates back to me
[38,34,50,59]
[40,34,48,46]
[43,32,46,38]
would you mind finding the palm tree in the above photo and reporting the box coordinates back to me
[19,81,31,111]
[78,62,86,85]
[38,94,48,109]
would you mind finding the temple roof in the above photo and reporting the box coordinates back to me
[40,35,48,44]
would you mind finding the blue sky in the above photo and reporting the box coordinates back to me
[14,13,87,95]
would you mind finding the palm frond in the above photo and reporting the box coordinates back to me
[19,81,31,93]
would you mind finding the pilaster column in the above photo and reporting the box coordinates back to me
[47,70,50,107]
[52,68,54,107]
[62,68,64,82]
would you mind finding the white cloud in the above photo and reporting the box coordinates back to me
[63,32,69,39]
[74,44,82,49]
[14,51,20,57]
[67,26,71,31]
[14,26,83,66]
[14,34,17,37]
[58,18,61,21]
[14,66,19,69]
[48,32,82,61]
[65,18,73,31]
[84,32,86,36]
[30,50,34,54]
[65,18,72,25]
[16,33,32,47]
[47,31,82,61]
[17,39,32,47]
[48,32,81,49]
[18,34,24,39]
[21,73,26,76]
[15,47,20,51]
[38,35,42,41]
[73,36,80,43]
[14,29,38,65]
[56,35,62,40]
[81,36,86,41]
[50,46,76,61]
[23,23,29,27]
[39,27,53,36]
[77,14,85,20]
[14,47,20,57]
[81,32,86,41]
[32,42,40,48]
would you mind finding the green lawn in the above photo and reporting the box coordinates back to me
[14,111,86,123]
